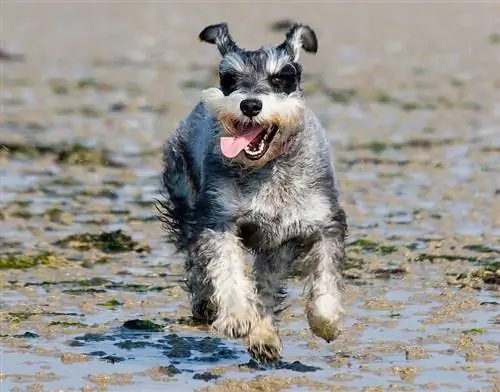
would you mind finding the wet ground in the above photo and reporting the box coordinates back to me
[1,2,499,391]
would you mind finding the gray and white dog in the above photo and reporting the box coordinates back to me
[158,22,348,363]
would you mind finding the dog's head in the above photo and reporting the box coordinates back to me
[198,22,318,168]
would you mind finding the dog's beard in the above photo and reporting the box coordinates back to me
[201,88,304,132]
[200,88,304,165]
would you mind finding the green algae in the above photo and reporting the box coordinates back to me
[7,311,83,324]
[0,142,56,158]
[367,141,388,154]
[76,77,115,91]
[81,257,110,268]
[48,77,115,95]
[43,208,74,225]
[24,277,111,287]
[450,262,500,289]
[0,253,66,270]
[54,230,150,253]
[99,299,123,307]
[10,210,33,219]
[375,92,396,104]
[55,143,118,166]
[63,288,107,295]
[76,188,119,200]
[123,319,164,332]
[349,138,454,153]
[489,32,500,44]
[7,312,32,323]
[49,321,87,327]
[413,253,480,263]
[462,328,487,335]
[463,244,500,254]
[105,282,167,293]
[348,239,398,255]
[329,88,357,104]
[1,141,123,167]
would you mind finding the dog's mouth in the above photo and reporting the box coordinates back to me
[220,121,278,160]
[242,123,279,160]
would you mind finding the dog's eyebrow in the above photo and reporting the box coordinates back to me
[272,63,298,76]
[263,47,290,75]
[220,52,246,73]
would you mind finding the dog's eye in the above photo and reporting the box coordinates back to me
[220,72,238,95]
[270,74,293,86]
[269,63,299,94]
[269,66,298,94]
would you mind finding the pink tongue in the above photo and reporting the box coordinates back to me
[220,125,263,158]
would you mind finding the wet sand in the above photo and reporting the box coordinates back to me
[1,2,499,391]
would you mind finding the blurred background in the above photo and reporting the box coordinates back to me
[1,2,500,391]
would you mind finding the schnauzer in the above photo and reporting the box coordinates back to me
[157,22,348,363]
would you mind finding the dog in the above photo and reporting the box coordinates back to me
[157,22,348,363]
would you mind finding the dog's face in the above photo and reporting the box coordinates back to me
[198,22,318,168]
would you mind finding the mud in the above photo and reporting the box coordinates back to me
[1,2,499,392]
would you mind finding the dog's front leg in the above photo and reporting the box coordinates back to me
[189,228,261,339]
[303,224,346,343]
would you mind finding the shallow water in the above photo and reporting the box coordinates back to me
[1,3,500,392]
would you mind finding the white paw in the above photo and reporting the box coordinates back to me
[306,293,345,342]
[246,317,282,363]
[212,307,260,339]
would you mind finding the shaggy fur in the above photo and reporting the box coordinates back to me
[157,22,348,363]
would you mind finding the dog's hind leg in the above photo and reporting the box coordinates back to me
[249,249,292,363]
[249,236,318,363]
[185,252,217,324]
[159,136,211,322]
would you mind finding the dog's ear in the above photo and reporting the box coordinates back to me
[199,23,241,56]
[277,23,318,61]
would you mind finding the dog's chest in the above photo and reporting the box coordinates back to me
[244,173,330,227]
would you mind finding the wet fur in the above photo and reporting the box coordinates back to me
[157,22,348,363]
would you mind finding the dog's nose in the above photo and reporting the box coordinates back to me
[240,98,262,117]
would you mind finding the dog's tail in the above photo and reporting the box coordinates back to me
[155,137,196,253]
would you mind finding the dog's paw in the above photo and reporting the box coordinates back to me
[248,339,282,364]
[212,311,259,339]
[247,318,282,363]
[306,294,344,343]
[306,313,342,342]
